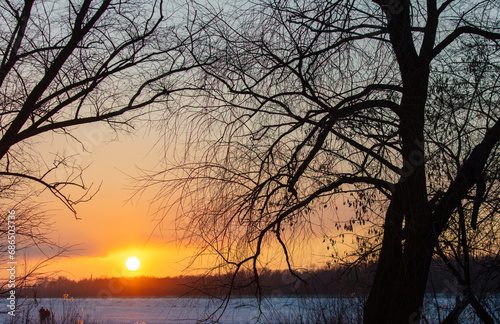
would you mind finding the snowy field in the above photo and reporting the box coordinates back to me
[6,295,499,323]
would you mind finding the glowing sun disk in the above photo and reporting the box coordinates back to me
[126,257,140,271]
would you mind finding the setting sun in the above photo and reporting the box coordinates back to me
[125,257,141,271]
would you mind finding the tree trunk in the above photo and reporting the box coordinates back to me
[388,221,436,323]
[365,67,430,322]
[363,183,405,323]
[364,178,434,324]
[365,119,500,323]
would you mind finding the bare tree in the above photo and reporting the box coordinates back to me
[0,0,209,296]
[0,199,74,299]
[141,0,500,323]
[0,0,209,212]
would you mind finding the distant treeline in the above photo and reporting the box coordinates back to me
[14,257,500,298]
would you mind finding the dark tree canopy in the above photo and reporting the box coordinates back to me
[147,0,500,322]
[0,0,208,292]
[0,0,207,212]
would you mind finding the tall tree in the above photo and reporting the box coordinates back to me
[144,0,500,322]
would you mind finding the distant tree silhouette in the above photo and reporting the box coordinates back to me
[141,0,500,322]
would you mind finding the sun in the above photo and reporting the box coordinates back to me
[125,256,141,271]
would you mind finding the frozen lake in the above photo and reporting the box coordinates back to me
[6,295,498,323]
[8,296,275,324]
[6,296,360,324]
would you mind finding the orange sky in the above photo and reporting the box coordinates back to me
[21,123,194,280]
[14,122,348,281]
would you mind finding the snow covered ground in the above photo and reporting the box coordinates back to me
[6,295,499,323]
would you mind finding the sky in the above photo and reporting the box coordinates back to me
[22,122,198,280]
[15,121,340,281]
[0,0,357,285]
